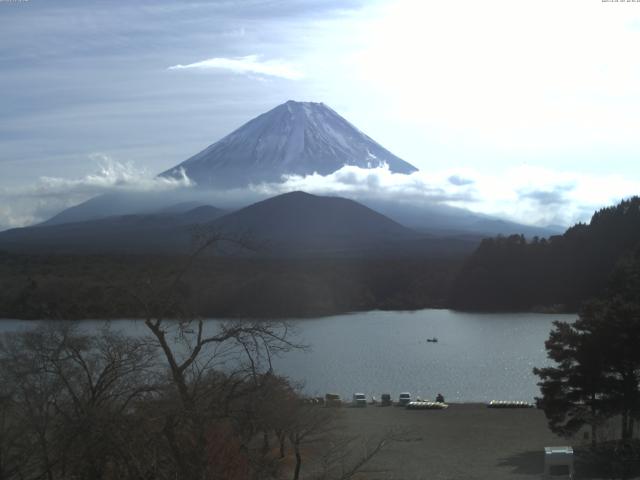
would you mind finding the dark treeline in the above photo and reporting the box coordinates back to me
[3,197,640,320]
[0,253,463,320]
[450,197,640,312]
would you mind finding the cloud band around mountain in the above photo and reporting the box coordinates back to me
[3,159,640,234]
[252,164,640,229]
[0,155,193,229]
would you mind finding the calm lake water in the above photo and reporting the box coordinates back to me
[0,309,574,402]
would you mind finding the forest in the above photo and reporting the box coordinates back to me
[1,197,640,319]
[450,197,640,312]
[0,253,462,320]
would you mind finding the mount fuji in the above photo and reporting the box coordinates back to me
[160,100,417,188]
[30,100,558,241]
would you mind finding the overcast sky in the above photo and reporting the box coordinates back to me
[1,0,640,229]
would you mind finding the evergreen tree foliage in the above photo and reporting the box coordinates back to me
[451,197,640,311]
[534,247,640,444]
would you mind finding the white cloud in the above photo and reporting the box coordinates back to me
[254,164,473,203]
[1,159,637,233]
[0,154,193,229]
[29,154,193,196]
[252,164,640,228]
[449,166,640,227]
[168,54,304,80]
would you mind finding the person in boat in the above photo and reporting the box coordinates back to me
[436,393,445,403]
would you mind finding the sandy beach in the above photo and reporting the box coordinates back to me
[334,403,582,480]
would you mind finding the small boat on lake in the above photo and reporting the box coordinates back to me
[426,337,438,343]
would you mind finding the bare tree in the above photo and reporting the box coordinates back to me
[111,232,305,479]
[0,322,158,480]
[287,403,338,480]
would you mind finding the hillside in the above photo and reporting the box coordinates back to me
[209,191,422,256]
[0,191,480,258]
[449,197,640,311]
[0,205,225,255]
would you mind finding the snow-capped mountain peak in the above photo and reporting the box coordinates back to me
[160,100,417,188]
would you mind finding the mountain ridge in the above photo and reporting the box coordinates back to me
[0,191,484,258]
[208,191,423,256]
[160,100,418,188]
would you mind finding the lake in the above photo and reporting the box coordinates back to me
[0,309,574,402]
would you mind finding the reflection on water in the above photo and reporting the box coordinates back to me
[0,309,574,402]
[274,309,573,402]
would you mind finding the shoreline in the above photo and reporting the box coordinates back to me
[0,307,579,322]
[0,312,564,404]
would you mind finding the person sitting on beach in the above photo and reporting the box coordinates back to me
[436,393,445,403]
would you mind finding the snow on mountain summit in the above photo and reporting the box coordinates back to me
[160,101,418,188]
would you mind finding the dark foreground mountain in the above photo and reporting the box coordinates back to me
[209,191,455,256]
[450,197,640,311]
[40,191,209,226]
[42,187,556,240]
[0,191,479,257]
[0,204,226,255]
[160,100,418,188]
